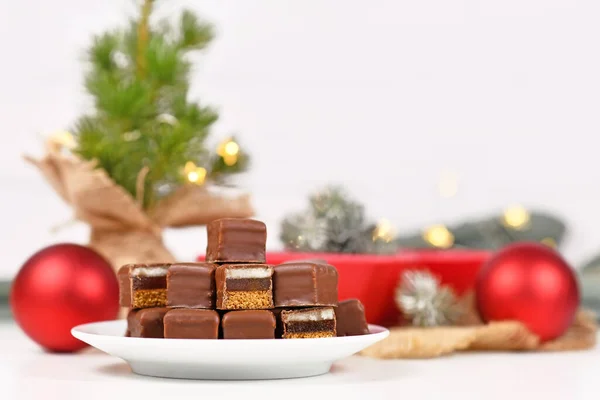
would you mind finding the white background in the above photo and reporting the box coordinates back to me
[1,0,600,278]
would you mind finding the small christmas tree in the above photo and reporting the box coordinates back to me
[26,0,253,268]
[75,0,248,207]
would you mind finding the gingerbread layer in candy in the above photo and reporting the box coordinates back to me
[216,264,274,310]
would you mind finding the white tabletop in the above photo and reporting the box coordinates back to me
[0,321,598,400]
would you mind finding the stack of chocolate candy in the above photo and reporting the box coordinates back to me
[119,218,369,339]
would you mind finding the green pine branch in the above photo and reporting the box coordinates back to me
[72,2,248,208]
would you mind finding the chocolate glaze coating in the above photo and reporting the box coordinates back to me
[118,266,131,307]
[167,262,216,309]
[285,320,335,333]
[206,218,266,263]
[221,310,276,339]
[129,307,169,338]
[125,308,139,337]
[225,278,271,291]
[273,262,338,307]
[335,299,369,337]
[132,276,164,290]
[164,309,220,339]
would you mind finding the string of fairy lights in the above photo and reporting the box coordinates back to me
[370,170,540,250]
[372,219,396,243]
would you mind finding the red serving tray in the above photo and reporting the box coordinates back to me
[198,250,491,327]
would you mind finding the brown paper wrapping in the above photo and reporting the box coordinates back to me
[361,292,597,358]
[25,144,254,270]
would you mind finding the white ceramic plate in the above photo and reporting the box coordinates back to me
[72,320,389,380]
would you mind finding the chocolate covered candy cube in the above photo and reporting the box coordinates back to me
[222,310,276,339]
[164,309,220,339]
[216,264,274,310]
[273,262,338,307]
[335,299,369,337]
[128,307,169,338]
[125,308,139,337]
[167,262,216,309]
[206,218,266,263]
[118,263,170,309]
[280,307,336,339]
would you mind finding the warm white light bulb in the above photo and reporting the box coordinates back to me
[503,205,530,230]
[423,225,454,249]
[224,141,239,156]
[373,219,395,243]
[186,167,206,184]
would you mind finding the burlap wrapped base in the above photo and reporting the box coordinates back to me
[361,309,597,359]
[90,229,176,267]
[26,145,254,270]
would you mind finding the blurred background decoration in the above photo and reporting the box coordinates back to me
[396,207,566,250]
[395,270,462,327]
[280,185,566,254]
[277,184,600,318]
[396,164,567,251]
[280,186,399,255]
[24,0,254,269]
[579,255,600,314]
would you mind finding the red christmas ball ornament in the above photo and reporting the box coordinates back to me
[10,243,119,352]
[475,242,579,341]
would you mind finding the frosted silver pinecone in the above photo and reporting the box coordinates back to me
[396,270,461,326]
